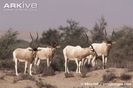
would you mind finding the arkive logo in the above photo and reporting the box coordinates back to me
[3,1,38,10]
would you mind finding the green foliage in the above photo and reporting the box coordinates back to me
[0,29,30,69]
[14,39,29,48]
[59,19,87,47]
[51,56,64,71]
[40,29,61,46]
[109,26,133,68]
[0,29,18,59]
[0,59,14,69]
[90,17,107,42]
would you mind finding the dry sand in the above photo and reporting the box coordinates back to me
[0,68,132,88]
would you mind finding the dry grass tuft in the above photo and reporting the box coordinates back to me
[13,74,35,83]
[0,75,5,80]
[102,72,117,83]
[120,74,132,81]
[24,86,32,88]
[42,67,55,76]
[33,62,55,76]
[80,66,88,78]
[64,72,74,78]
[35,78,57,88]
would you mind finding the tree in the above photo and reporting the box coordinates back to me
[90,17,107,42]
[59,19,87,47]
[40,29,61,46]
[0,29,18,59]
[109,26,133,68]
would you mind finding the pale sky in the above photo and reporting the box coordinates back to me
[0,0,133,40]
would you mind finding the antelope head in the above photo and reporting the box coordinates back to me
[103,29,116,47]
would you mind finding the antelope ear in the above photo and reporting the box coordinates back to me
[90,49,94,52]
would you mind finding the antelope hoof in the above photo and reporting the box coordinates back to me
[16,73,19,76]
[29,73,33,76]
[66,71,70,73]
[78,71,81,74]
[76,70,79,73]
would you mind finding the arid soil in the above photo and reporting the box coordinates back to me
[0,68,133,88]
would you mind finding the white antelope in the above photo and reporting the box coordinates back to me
[13,47,39,76]
[34,42,60,67]
[13,33,40,76]
[89,41,115,69]
[87,41,114,69]
[86,29,115,69]
[63,45,95,73]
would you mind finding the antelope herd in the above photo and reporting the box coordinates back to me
[12,32,115,76]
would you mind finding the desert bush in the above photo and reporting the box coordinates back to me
[24,86,32,88]
[36,78,57,88]
[80,66,88,78]
[120,74,132,81]
[13,75,57,88]
[102,72,116,83]
[0,60,14,69]
[13,74,35,83]
[0,59,27,71]
[109,26,133,69]
[68,61,77,71]
[42,66,55,76]
[0,29,18,59]
[0,29,29,69]
[14,39,29,48]
[33,61,55,76]
[90,16,107,43]
[51,55,64,71]
[33,62,45,74]
[0,75,5,80]
[64,72,74,78]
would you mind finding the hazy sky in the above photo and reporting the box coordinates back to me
[0,0,133,34]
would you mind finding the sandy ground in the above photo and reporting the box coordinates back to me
[0,68,133,88]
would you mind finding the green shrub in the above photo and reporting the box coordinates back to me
[0,60,14,69]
